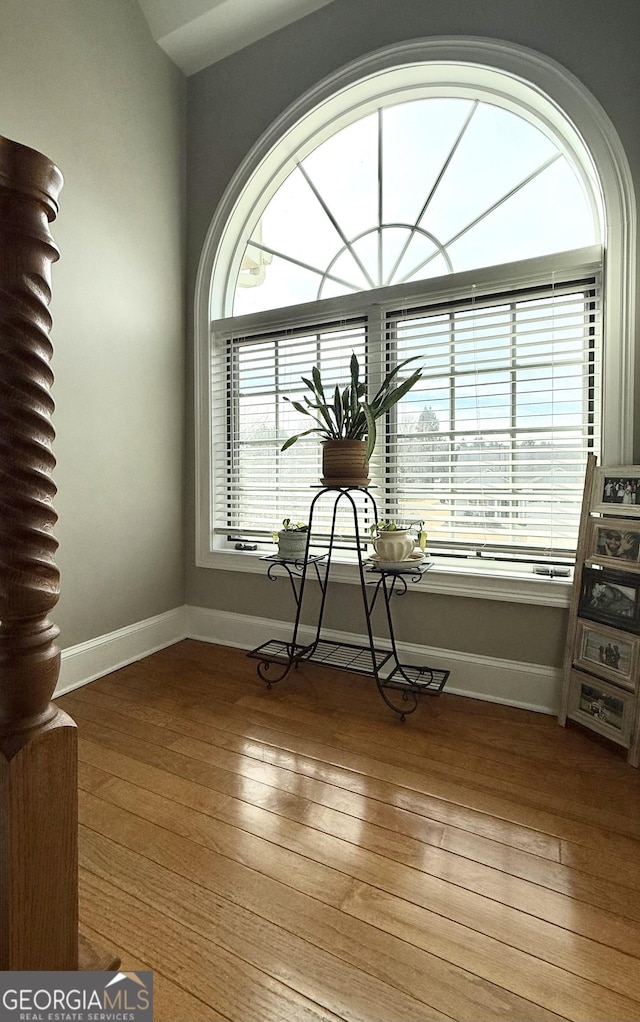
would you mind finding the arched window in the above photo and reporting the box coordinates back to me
[196,42,634,578]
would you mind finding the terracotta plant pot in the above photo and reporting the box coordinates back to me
[321,439,370,487]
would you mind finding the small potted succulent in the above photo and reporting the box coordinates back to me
[281,352,422,486]
[273,518,309,561]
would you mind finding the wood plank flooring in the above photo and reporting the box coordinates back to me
[58,639,640,1022]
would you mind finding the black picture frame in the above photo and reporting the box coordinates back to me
[578,566,640,634]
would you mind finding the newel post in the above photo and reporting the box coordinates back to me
[0,136,78,968]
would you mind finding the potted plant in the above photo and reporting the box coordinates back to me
[281,352,422,486]
[415,520,428,553]
[400,519,429,551]
[273,518,309,560]
[369,519,416,562]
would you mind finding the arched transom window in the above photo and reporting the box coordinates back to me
[232,95,598,316]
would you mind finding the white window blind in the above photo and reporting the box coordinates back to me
[211,256,601,560]
[211,318,370,547]
[386,278,600,557]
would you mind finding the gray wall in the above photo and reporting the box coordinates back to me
[185,0,639,669]
[1,0,186,647]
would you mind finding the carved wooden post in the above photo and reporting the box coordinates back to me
[0,136,78,968]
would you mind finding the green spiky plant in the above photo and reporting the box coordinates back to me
[281,352,422,460]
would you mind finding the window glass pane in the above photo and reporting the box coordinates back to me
[382,98,476,226]
[302,113,379,242]
[447,161,595,271]
[423,103,557,242]
[453,306,511,369]
[319,233,377,299]
[234,248,341,316]
[454,371,512,430]
[515,293,588,362]
[515,364,586,427]
[389,234,451,284]
[380,227,445,284]
[259,166,348,269]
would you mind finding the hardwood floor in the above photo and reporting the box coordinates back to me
[58,639,640,1022]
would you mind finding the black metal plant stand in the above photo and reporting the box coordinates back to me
[248,486,449,719]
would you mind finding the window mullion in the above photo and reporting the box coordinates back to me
[227,338,238,531]
[509,301,517,541]
[448,310,456,512]
[377,109,383,289]
[367,303,386,502]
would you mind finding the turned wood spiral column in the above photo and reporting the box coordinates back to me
[0,136,77,968]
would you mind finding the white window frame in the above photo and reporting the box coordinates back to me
[194,38,637,607]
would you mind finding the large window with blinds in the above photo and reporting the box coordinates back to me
[200,61,612,570]
[211,248,601,559]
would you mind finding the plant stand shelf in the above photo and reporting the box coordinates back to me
[384,663,450,694]
[249,638,393,676]
[247,485,450,719]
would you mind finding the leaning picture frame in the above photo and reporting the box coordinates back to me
[578,566,640,634]
[587,517,640,572]
[591,466,640,517]
[567,668,635,747]
[574,618,639,690]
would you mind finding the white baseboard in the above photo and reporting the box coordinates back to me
[56,603,561,713]
[185,605,561,714]
[56,607,187,697]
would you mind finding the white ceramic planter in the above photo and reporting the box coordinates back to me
[372,529,415,562]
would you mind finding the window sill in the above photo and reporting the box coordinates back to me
[197,548,572,608]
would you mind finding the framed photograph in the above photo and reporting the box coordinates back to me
[567,668,635,747]
[574,618,638,690]
[591,466,640,517]
[587,517,640,572]
[578,566,640,634]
